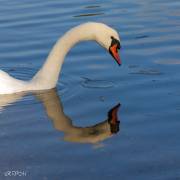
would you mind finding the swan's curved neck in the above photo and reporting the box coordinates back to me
[32,23,96,89]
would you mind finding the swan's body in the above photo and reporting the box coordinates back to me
[0,22,121,94]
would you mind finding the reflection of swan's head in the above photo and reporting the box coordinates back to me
[92,23,121,65]
[35,89,121,144]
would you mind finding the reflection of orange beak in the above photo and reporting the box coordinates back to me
[109,44,121,66]
[108,103,121,134]
[110,103,120,124]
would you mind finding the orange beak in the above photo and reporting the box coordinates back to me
[109,44,121,66]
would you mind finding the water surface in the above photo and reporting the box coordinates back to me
[0,0,180,179]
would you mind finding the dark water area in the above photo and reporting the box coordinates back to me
[0,0,180,179]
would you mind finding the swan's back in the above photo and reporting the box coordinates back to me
[0,70,28,94]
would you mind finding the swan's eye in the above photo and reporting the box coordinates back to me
[110,36,121,49]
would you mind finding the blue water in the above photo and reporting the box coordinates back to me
[0,0,180,179]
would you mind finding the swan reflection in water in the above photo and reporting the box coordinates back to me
[0,89,121,144]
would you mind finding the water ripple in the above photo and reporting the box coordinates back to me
[81,77,114,89]
[74,13,104,18]
[129,69,163,76]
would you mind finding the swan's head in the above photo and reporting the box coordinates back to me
[93,23,121,66]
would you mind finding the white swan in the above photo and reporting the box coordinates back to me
[0,22,121,94]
